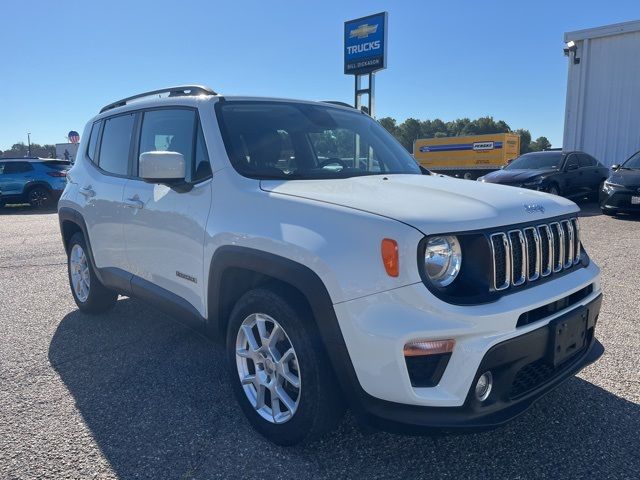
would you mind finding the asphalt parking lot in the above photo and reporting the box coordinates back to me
[0,202,638,480]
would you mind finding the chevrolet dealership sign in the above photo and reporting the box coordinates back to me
[344,12,387,75]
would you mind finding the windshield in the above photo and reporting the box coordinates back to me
[215,101,421,179]
[622,151,640,169]
[505,152,562,170]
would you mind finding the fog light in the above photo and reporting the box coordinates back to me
[475,371,493,401]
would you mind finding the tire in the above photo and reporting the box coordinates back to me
[601,208,616,217]
[27,186,51,208]
[547,184,561,196]
[67,232,118,313]
[226,287,344,445]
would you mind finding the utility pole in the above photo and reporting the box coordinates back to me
[27,132,31,157]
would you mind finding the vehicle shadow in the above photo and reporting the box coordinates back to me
[50,299,639,479]
[0,204,57,215]
[576,199,602,218]
[576,199,640,221]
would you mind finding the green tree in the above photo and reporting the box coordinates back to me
[530,136,551,152]
[398,118,422,151]
[0,142,56,158]
[515,129,532,154]
[378,117,398,138]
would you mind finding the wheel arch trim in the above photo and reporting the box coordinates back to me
[58,207,105,285]
[207,245,366,409]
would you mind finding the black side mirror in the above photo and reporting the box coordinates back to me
[611,164,620,171]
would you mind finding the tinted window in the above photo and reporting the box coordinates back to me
[86,121,102,163]
[578,154,596,168]
[138,109,196,178]
[216,101,421,179]
[192,122,211,182]
[99,114,135,175]
[622,151,640,169]
[565,154,579,170]
[505,152,562,170]
[3,162,33,174]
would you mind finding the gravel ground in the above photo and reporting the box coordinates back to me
[0,202,638,480]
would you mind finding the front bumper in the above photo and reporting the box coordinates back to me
[330,262,603,431]
[601,189,640,213]
[360,296,602,432]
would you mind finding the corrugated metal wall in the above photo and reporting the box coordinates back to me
[563,28,640,167]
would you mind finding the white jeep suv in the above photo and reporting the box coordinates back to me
[58,85,603,445]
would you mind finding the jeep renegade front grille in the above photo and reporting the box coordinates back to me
[489,218,580,291]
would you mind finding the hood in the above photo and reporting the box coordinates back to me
[609,168,640,188]
[481,169,556,184]
[260,174,578,234]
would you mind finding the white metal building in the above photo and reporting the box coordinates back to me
[563,20,640,167]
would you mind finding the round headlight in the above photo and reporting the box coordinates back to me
[424,235,462,287]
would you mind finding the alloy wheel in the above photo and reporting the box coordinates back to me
[29,188,48,207]
[235,313,301,424]
[69,244,90,302]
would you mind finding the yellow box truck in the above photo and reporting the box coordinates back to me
[414,133,520,179]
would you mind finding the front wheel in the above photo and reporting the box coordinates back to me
[601,208,616,217]
[226,288,344,445]
[67,232,118,313]
[547,184,561,196]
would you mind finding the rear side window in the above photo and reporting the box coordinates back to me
[99,114,135,175]
[3,162,33,174]
[138,108,211,182]
[578,154,596,168]
[86,121,102,163]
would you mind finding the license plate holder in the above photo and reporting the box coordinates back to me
[631,196,640,205]
[549,307,588,366]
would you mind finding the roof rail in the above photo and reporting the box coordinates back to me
[100,85,217,113]
[321,100,355,109]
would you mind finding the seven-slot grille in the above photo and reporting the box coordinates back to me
[489,218,581,291]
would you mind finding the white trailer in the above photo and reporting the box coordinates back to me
[56,143,79,162]
[563,20,640,167]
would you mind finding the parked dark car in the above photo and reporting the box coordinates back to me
[600,150,640,216]
[0,158,70,208]
[477,150,609,199]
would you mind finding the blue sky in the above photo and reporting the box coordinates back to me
[1,0,637,150]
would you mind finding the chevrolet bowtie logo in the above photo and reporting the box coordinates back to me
[349,23,378,39]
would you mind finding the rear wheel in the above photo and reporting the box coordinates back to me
[27,186,51,208]
[226,287,344,445]
[67,232,118,313]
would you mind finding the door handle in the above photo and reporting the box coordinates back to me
[79,185,96,198]
[124,196,144,209]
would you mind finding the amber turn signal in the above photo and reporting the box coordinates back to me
[404,339,456,357]
[381,238,399,277]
